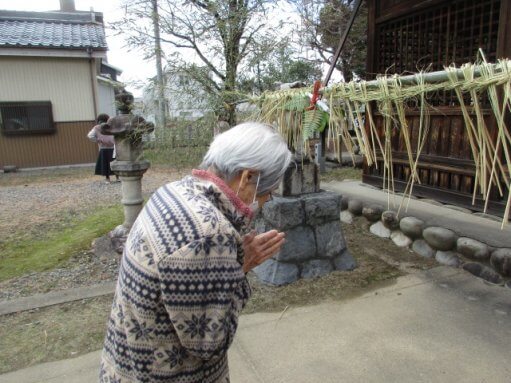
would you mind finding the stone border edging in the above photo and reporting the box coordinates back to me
[341,197,511,287]
[0,281,116,316]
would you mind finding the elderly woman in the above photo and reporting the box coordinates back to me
[100,122,292,382]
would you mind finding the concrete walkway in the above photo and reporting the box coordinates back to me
[0,282,116,316]
[323,180,511,248]
[2,266,510,383]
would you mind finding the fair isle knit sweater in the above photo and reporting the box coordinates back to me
[100,170,253,383]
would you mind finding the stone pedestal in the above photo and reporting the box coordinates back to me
[278,160,319,196]
[253,191,356,285]
[112,161,148,224]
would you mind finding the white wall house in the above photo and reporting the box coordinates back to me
[0,1,122,169]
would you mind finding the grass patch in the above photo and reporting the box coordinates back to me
[0,205,123,282]
[321,166,362,183]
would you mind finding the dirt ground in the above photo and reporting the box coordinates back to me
[0,216,436,374]
[0,166,187,243]
[0,166,436,373]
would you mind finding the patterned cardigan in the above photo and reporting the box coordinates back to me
[100,170,253,383]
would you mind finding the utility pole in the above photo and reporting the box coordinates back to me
[151,0,166,130]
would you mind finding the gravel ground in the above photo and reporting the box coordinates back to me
[0,167,185,241]
[0,167,187,300]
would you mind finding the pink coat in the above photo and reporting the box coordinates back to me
[87,124,115,149]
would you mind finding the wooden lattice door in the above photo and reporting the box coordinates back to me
[363,0,511,217]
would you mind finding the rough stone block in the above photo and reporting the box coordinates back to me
[435,251,461,267]
[261,196,304,230]
[347,199,363,215]
[333,250,357,271]
[490,248,511,277]
[279,161,319,196]
[412,239,435,258]
[275,226,316,262]
[362,205,384,222]
[253,259,299,286]
[315,221,346,258]
[391,230,412,247]
[463,262,503,285]
[369,221,391,238]
[399,216,424,239]
[92,235,116,258]
[340,210,354,224]
[381,210,399,230]
[456,237,490,261]
[301,259,333,279]
[304,192,342,225]
[423,227,457,251]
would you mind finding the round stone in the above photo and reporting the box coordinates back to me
[412,239,435,258]
[423,227,457,251]
[381,210,399,230]
[490,248,511,277]
[435,251,461,267]
[391,230,412,247]
[362,205,384,222]
[456,237,490,260]
[463,262,503,285]
[348,199,363,215]
[399,216,424,239]
[369,221,391,238]
[340,210,354,224]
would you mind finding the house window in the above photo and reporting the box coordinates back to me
[0,102,55,136]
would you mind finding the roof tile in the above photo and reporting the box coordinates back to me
[0,20,107,49]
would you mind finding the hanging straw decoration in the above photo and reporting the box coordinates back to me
[252,56,511,227]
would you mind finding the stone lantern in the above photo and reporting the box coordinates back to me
[101,90,154,249]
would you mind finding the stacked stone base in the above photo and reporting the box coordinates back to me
[253,191,356,285]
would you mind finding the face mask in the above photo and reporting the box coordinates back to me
[249,173,261,216]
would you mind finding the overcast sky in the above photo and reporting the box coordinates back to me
[0,0,155,96]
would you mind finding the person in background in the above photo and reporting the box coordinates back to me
[100,122,292,382]
[87,113,119,184]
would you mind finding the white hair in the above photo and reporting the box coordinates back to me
[201,122,292,194]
